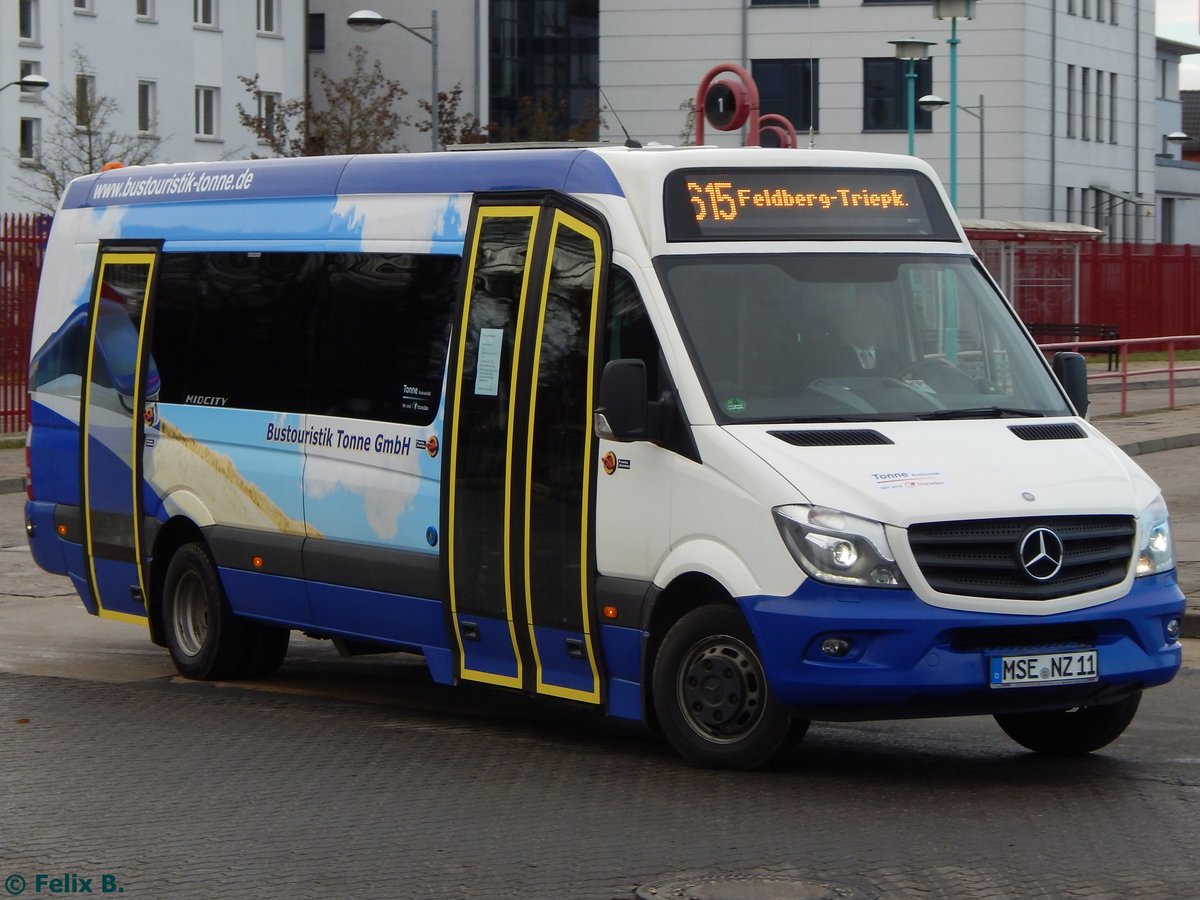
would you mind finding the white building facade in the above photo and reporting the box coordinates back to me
[599,0,1180,241]
[2,0,307,213]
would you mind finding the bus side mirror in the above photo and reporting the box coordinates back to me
[595,359,648,440]
[1052,351,1089,417]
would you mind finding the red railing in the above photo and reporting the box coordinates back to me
[0,213,51,434]
[1038,334,1200,416]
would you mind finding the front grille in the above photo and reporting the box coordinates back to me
[949,623,1099,652]
[907,515,1135,600]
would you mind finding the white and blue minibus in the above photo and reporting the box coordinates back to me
[24,145,1185,768]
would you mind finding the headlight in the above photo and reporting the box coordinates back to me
[773,505,907,588]
[1136,495,1175,576]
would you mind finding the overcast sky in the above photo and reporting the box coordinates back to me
[1158,0,1200,89]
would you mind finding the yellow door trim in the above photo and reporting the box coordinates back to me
[448,206,541,688]
[82,252,156,626]
[523,209,603,703]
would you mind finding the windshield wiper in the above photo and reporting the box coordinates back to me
[774,414,921,424]
[916,406,1048,421]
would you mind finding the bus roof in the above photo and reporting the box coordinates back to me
[61,145,943,213]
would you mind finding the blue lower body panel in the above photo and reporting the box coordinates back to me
[740,573,1185,721]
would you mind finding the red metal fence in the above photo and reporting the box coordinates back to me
[993,242,1200,342]
[1,213,51,434]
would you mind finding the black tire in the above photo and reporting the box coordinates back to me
[994,691,1142,756]
[652,605,809,769]
[162,542,250,680]
[238,623,290,678]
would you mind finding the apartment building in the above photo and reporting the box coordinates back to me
[2,0,307,212]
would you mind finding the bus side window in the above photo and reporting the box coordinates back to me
[603,267,697,460]
[154,252,315,414]
[604,268,661,392]
[311,253,459,425]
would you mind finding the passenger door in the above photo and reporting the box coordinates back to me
[80,248,159,622]
[445,199,607,703]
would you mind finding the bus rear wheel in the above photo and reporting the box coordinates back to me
[652,605,808,769]
[994,691,1142,756]
[162,542,250,680]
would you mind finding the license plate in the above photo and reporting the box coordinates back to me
[989,650,1098,688]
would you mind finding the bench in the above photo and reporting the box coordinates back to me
[1027,323,1120,371]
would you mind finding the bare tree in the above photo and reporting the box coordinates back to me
[10,51,161,211]
[237,46,409,157]
[416,83,487,147]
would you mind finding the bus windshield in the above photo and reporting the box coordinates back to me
[656,253,1074,424]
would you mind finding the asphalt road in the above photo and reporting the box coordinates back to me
[2,486,1199,899]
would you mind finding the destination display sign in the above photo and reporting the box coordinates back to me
[663,168,957,242]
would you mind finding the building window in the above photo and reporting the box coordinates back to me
[19,118,41,160]
[194,0,217,27]
[195,86,219,138]
[307,13,325,52]
[73,0,94,13]
[1095,70,1105,143]
[863,58,932,132]
[1109,73,1117,143]
[1161,198,1176,243]
[1081,0,1090,17]
[1081,67,1091,140]
[1067,0,1076,15]
[137,0,156,20]
[75,74,96,127]
[19,0,40,41]
[256,91,280,140]
[752,58,819,135]
[489,0,600,141]
[751,0,817,5]
[137,81,157,134]
[19,61,42,97]
[257,0,279,33]
[1070,65,1080,138]
[1065,187,1075,222]
[1096,0,1105,22]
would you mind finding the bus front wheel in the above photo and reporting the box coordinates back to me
[652,605,808,769]
[162,542,250,680]
[994,691,1142,756]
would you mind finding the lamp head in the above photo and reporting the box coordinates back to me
[347,9,387,32]
[16,74,50,93]
[918,94,949,112]
[933,0,977,20]
[1165,131,1189,145]
[889,38,936,60]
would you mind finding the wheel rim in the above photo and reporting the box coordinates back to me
[172,570,209,658]
[676,634,767,744]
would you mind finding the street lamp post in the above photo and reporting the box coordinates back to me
[0,74,50,94]
[348,8,440,151]
[889,39,936,156]
[932,0,976,208]
[920,93,985,216]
